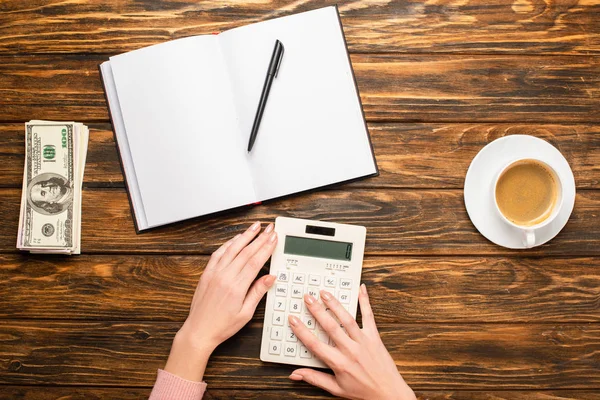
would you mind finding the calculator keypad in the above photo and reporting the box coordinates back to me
[268,271,354,364]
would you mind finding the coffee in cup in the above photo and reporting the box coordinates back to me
[493,158,563,248]
[495,159,559,226]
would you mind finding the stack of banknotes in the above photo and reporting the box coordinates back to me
[17,120,89,254]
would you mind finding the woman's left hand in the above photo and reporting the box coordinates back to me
[164,221,278,382]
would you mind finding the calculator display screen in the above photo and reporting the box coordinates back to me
[284,236,352,261]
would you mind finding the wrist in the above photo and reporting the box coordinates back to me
[395,384,416,400]
[176,322,219,355]
[379,380,416,400]
[164,326,214,382]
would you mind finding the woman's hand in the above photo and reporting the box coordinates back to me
[288,284,416,400]
[164,221,277,382]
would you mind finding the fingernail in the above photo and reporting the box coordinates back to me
[320,290,333,301]
[269,231,278,243]
[265,275,276,286]
[361,283,367,295]
[288,315,300,326]
[304,294,316,305]
[289,373,303,380]
[250,221,260,231]
[264,223,274,234]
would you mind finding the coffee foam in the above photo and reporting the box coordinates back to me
[495,160,558,227]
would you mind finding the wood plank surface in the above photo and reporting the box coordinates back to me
[0,0,598,55]
[1,54,598,123]
[1,321,599,389]
[1,254,599,324]
[1,188,598,256]
[1,0,599,397]
[2,123,600,189]
[2,387,600,400]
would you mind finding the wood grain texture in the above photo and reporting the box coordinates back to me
[1,321,599,389]
[0,0,598,55]
[0,54,598,123]
[2,123,600,189]
[1,255,599,324]
[0,386,153,400]
[1,188,598,255]
[1,1,599,396]
[2,387,600,400]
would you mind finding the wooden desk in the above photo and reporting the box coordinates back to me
[1,1,599,399]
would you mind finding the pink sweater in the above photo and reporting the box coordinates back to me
[149,369,207,400]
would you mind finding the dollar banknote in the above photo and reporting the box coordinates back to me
[17,120,89,255]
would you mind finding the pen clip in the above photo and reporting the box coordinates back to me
[274,42,284,78]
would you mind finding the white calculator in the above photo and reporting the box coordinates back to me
[260,217,366,368]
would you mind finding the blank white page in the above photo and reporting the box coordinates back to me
[110,36,256,229]
[219,6,377,201]
[100,61,148,229]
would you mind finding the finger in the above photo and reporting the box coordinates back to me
[238,230,278,286]
[191,235,241,309]
[229,223,275,276]
[240,274,276,317]
[304,294,353,350]
[288,315,338,366]
[205,234,240,272]
[358,283,378,336]
[289,368,345,397]
[320,289,362,341]
[216,221,261,270]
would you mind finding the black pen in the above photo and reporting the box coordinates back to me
[247,39,284,152]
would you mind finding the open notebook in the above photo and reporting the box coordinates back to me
[99,6,378,231]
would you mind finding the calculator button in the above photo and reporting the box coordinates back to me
[277,271,289,282]
[300,346,312,359]
[340,278,352,289]
[273,299,286,311]
[318,331,330,344]
[284,344,297,357]
[271,327,283,340]
[272,312,285,326]
[291,285,304,299]
[269,342,281,355]
[286,328,298,342]
[303,303,312,315]
[302,316,316,330]
[292,273,305,284]
[289,298,302,314]
[338,290,351,304]
[275,284,288,297]
[324,277,337,287]
[322,289,337,300]
[309,275,321,285]
[307,287,319,299]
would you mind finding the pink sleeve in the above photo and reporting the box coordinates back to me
[149,369,207,400]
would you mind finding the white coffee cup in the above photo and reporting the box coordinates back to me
[493,158,564,248]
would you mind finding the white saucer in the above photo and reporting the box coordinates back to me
[464,135,576,249]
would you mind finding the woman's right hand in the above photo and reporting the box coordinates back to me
[288,284,416,400]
